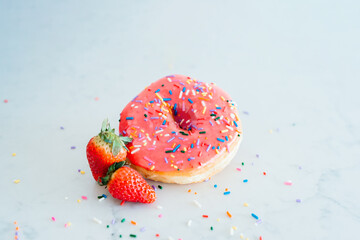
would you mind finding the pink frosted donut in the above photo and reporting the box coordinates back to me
[119,74,242,184]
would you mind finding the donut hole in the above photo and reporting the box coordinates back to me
[172,103,197,131]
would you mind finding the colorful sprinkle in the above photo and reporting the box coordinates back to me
[193,200,202,208]
[93,217,102,224]
[284,181,293,186]
[173,144,181,152]
[187,220,192,226]
[126,117,134,120]
[251,213,259,220]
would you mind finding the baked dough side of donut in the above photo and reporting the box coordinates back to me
[128,134,242,184]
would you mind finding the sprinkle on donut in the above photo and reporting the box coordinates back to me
[119,74,242,172]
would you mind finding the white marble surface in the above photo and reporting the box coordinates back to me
[1,1,360,239]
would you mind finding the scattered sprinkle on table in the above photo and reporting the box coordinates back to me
[4,99,8,103]
[93,217,102,224]
[14,221,20,240]
[214,184,217,188]
[51,217,56,221]
[121,218,126,223]
[187,220,192,227]
[284,181,293,186]
[12,153,16,156]
[193,200,202,208]
[131,220,137,225]
[226,211,232,218]
[296,199,302,203]
[243,179,248,183]
[243,203,249,207]
[14,179,20,184]
[251,213,259,220]
[71,146,76,149]
[129,234,137,238]
[223,191,231,195]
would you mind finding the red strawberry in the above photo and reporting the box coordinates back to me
[100,162,156,203]
[86,119,132,182]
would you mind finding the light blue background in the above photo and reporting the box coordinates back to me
[1,1,359,239]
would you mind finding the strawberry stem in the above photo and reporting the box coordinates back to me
[98,119,133,156]
[98,161,126,186]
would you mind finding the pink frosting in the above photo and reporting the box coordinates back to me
[119,75,241,172]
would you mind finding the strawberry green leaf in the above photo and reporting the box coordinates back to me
[98,119,132,154]
[101,118,109,132]
[119,136,133,144]
[119,140,129,151]
[112,139,121,156]
[99,161,126,186]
